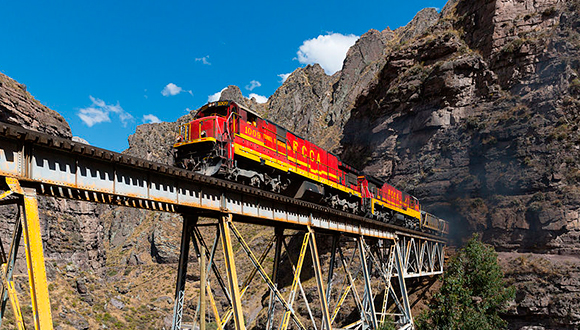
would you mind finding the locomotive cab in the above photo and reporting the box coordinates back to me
[174,101,237,175]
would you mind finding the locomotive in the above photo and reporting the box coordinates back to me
[174,100,448,235]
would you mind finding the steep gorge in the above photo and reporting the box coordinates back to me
[1,0,579,328]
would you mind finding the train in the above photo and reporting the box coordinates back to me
[173,100,449,235]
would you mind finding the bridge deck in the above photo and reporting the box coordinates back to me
[0,123,445,243]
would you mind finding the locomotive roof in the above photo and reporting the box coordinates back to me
[200,100,262,119]
[365,174,385,187]
[236,103,261,118]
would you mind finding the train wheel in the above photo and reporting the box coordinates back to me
[249,175,262,188]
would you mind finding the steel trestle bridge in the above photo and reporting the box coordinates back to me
[0,123,445,330]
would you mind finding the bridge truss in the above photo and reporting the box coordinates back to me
[0,123,445,329]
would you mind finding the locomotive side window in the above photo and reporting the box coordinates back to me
[246,111,258,126]
[275,126,287,155]
[276,126,287,143]
[347,173,357,186]
[239,109,247,121]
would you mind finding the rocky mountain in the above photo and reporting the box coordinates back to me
[1,0,579,328]
[260,0,580,327]
[0,73,71,138]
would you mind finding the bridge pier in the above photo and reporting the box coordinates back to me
[171,214,197,330]
[0,178,53,330]
[266,227,283,330]
[219,213,247,330]
[359,237,378,329]
[308,226,332,330]
[167,214,443,330]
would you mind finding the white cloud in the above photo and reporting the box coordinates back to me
[296,33,359,75]
[278,73,291,83]
[161,83,183,96]
[249,93,268,104]
[78,107,109,127]
[143,114,161,124]
[208,87,227,102]
[72,136,90,145]
[195,56,211,65]
[77,96,134,127]
[161,83,192,97]
[245,80,261,91]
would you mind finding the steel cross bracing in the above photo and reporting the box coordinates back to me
[168,217,445,330]
[395,234,445,278]
[0,122,447,329]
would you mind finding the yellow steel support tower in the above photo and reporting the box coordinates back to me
[0,178,53,330]
[219,214,246,330]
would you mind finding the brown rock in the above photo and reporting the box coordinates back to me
[0,73,71,138]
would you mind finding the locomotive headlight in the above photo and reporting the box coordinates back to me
[201,130,207,137]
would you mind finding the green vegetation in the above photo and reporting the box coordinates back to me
[416,235,515,330]
[501,38,525,53]
[378,320,397,330]
[571,78,580,94]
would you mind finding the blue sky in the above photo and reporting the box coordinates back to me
[0,0,447,152]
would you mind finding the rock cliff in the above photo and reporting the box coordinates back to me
[0,73,71,138]
[263,0,580,327]
[341,0,580,253]
[1,0,579,328]
[337,0,580,327]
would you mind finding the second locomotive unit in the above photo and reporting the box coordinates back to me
[174,100,448,235]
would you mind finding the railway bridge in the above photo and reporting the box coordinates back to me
[0,123,446,330]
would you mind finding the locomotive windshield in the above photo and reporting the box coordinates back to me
[197,105,229,118]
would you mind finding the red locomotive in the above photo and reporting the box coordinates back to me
[174,100,448,234]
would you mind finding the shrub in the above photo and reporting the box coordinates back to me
[378,320,397,330]
[416,234,515,330]
[542,6,556,17]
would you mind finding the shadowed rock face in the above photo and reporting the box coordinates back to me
[259,0,580,327]
[341,0,580,255]
[336,1,580,327]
